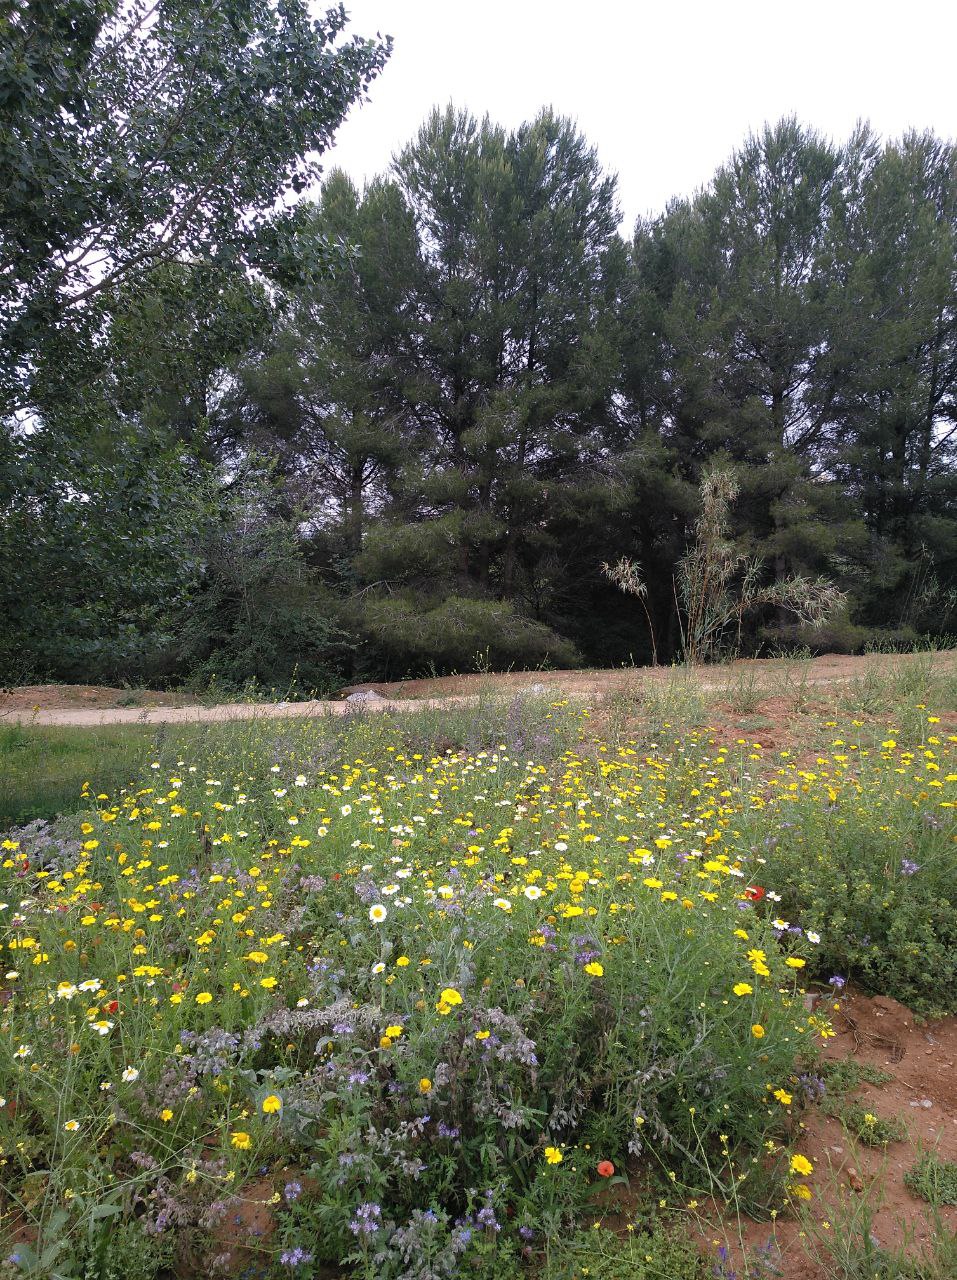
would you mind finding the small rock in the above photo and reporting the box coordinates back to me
[847,1167,864,1192]
[346,690,384,703]
[527,682,547,694]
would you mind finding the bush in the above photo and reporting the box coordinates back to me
[356,592,580,673]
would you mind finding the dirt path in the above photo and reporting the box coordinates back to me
[2,694,482,728]
[3,650,954,727]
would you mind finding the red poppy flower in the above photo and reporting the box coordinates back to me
[105,1000,119,1014]
[596,1160,615,1178]
[743,885,765,902]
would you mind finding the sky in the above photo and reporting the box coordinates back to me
[320,0,957,232]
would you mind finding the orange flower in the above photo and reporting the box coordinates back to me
[596,1160,615,1178]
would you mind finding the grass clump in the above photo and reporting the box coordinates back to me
[904,1151,957,1206]
[819,1059,893,1095]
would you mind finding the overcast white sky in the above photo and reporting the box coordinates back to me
[320,0,957,231]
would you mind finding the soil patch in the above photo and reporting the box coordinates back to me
[733,990,957,1278]
[6,650,955,727]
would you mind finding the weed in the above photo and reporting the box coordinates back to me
[543,1221,708,1279]
[820,1059,893,1096]
[722,669,763,715]
[904,1151,957,1206]
[835,1103,907,1148]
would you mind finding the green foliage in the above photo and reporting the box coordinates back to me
[675,468,845,663]
[172,475,351,692]
[1,0,390,408]
[792,1182,957,1279]
[0,724,155,826]
[3,97,957,688]
[0,422,207,683]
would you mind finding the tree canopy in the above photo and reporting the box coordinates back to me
[2,83,956,687]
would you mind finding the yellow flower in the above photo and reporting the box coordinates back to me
[785,957,806,969]
[396,956,410,967]
[384,1025,403,1038]
[195,992,213,1005]
[583,962,604,977]
[245,952,269,964]
[475,1030,490,1040]
[379,1036,393,1049]
[790,1182,812,1200]
[544,1146,563,1165]
[419,1077,432,1094]
[260,976,278,989]
[231,1131,251,1149]
[436,986,463,1014]
[751,1024,765,1038]
[732,983,753,997]
[773,1088,793,1105]
[160,1109,174,1123]
[261,1094,282,1115]
[790,1154,813,1176]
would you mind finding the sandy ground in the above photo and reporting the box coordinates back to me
[2,650,955,727]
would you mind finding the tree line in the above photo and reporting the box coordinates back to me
[2,6,955,689]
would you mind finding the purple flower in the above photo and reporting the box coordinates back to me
[284,1180,302,1204]
[829,975,846,990]
[348,1202,382,1236]
[280,1246,314,1267]
[901,859,921,876]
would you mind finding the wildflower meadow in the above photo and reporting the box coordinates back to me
[0,687,955,1278]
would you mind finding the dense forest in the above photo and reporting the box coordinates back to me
[2,3,956,690]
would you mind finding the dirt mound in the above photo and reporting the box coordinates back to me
[0,684,195,712]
